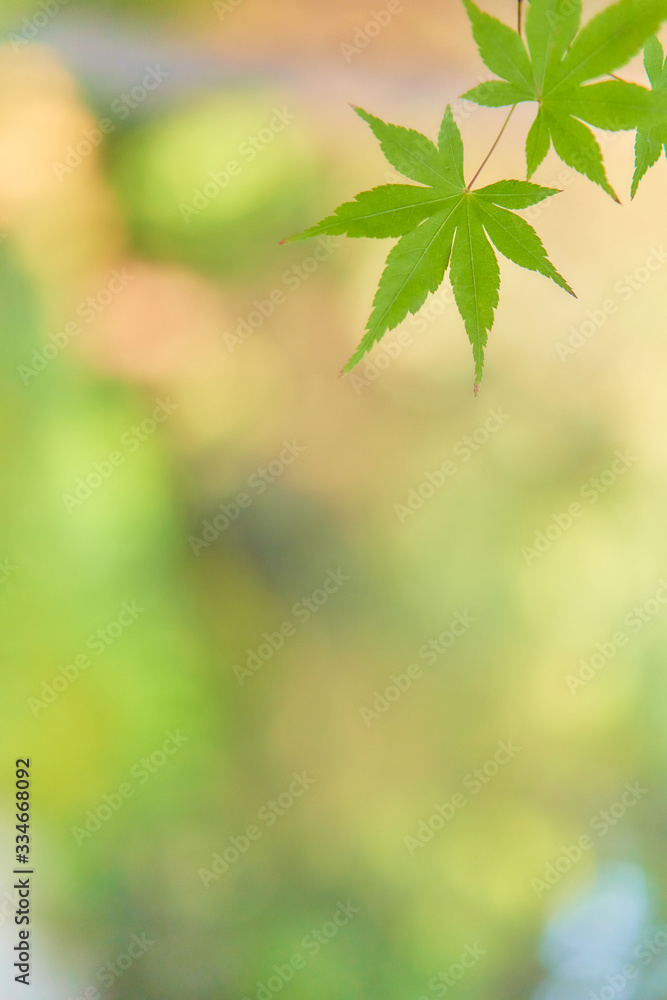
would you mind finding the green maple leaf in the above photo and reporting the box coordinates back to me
[285,106,574,386]
[631,36,667,197]
[462,0,667,200]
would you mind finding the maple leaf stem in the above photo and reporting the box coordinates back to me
[517,0,523,37]
[466,105,516,190]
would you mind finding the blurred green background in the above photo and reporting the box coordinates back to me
[2,0,667,997]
